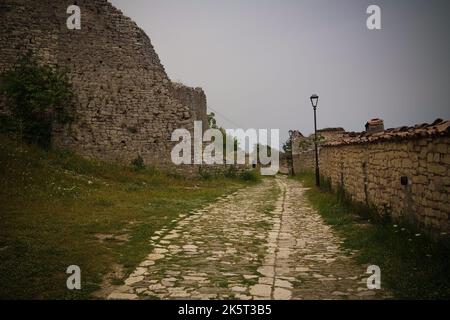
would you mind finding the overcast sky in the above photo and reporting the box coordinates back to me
[110,0,450,144]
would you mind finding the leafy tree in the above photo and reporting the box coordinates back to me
[282,142,291,154]
[0,50,73,147]
[207,112,239,155]
[220,127,239,153]
[282,131,294,169]
[207,112,218,129]
[282,131,293,155]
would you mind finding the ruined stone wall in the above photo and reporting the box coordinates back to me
[292,121,450,233]
[0,0,204,166]
[170,83,208,130]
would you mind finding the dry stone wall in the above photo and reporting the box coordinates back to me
[292,121,450,234]
[0,0,207,166]
[292,151,315,174]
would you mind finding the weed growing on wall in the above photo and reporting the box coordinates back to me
[0,50,73,148]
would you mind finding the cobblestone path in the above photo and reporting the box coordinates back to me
[109,176,390,300]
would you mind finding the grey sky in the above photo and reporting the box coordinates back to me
[110,0,450,144]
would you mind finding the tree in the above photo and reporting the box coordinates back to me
[0,51,73,147]
[282,131,294,170]
[282,132,293,155]
[207,112,218,129]
[207,112,239,154]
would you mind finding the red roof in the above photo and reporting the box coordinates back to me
[324,118,450,147]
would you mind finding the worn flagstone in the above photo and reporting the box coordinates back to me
[108,176,391,300]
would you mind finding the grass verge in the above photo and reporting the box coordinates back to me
[293,171,450,299]
[0,135,254,299]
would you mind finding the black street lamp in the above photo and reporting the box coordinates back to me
[310,94,320,187]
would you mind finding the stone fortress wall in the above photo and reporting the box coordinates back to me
[170,83,208,131]
[292,119,450,234]
[0,0,208,165]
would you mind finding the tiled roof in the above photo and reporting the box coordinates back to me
[317,127,345,133]
[324,118,450,147]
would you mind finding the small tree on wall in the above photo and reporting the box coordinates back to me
[207,112,218,129]
[282,132,293,169]
[0,50,73,148]
[207,112,239,154]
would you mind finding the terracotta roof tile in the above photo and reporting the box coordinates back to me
[324,118,450,147]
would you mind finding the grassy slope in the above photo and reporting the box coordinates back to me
[0,136,252,299]
[293,172,450,300]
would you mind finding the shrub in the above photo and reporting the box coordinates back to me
[166,171,185,180]
[198,166,212,180]
[131,155,145,170]
[0,51,74,148]
[320,175,332,192]
[238,169,261,182]
[224,165,238,178]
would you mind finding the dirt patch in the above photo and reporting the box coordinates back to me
[91,263,126,299]
[94,233,130,243]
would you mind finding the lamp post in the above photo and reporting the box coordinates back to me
[310,94,320,187]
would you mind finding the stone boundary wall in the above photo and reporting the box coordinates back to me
[292,121,450,233]
[292,150,315,174]
[0,0,207,167]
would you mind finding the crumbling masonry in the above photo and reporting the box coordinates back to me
[0,0,208,165]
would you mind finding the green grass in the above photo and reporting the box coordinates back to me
[293,172,450,300]
[0,135,254,299]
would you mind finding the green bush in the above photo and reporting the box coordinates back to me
[224,165,238,178]
[198,166,213,180]
[166,171,185,180]
[320,175,332,192]
[238,169,261,182]
[131,155,145,171]
[0,51,73,148]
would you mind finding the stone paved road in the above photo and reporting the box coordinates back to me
[108,176,391,300]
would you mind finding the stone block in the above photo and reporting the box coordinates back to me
[428,164,446,176]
